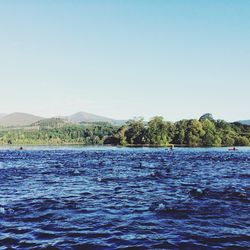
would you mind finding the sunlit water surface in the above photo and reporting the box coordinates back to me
[0,147,249,249]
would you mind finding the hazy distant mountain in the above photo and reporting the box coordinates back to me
[0,113,7,119]
[237,120,250,125]
[66,112,124,125]
[0,112,44,127]
[0,111,125,128]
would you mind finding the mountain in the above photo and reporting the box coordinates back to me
[237,120,250,125]
[66,112,124,125]
[0,113,7,119]
[0,112,44,127]
[0,111,126,128]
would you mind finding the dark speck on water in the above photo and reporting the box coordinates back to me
[0,146,250,249]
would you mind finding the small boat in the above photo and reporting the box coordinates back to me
[228,147,238,151]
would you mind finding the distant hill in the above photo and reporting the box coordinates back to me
[31,118,72,129]
[0,111,125,128]
[0,112,44,127]
[237,120,250,125]
[0,113,6,119]
[66,112,125,125]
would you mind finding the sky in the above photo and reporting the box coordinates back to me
[0,0,249,121]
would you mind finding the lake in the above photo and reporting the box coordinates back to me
[0,147,249,249]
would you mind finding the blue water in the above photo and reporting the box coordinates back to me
[0,147,249,249]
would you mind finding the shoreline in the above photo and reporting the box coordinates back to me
[0,143,247,149]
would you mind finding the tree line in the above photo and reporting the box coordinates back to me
[0,114,250,147]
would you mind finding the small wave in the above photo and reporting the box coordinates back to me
[189,187,248,202]
[0,237,19,246]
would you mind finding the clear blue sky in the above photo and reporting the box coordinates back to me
[0,0,249,121]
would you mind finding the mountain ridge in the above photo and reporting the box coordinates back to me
[0,111,124,127]
[66,111,116,124]
[0,112,44,127]
[236,120,250,125]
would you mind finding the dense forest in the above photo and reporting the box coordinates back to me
[0,114,250,147]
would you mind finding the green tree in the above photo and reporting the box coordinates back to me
[199,113,214,121]
[201,119,221,146]
[235,136,250,146]
[146,116,173,145]
[185,119,205,146]
[117,125,128,146]
[125,119,146,145]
